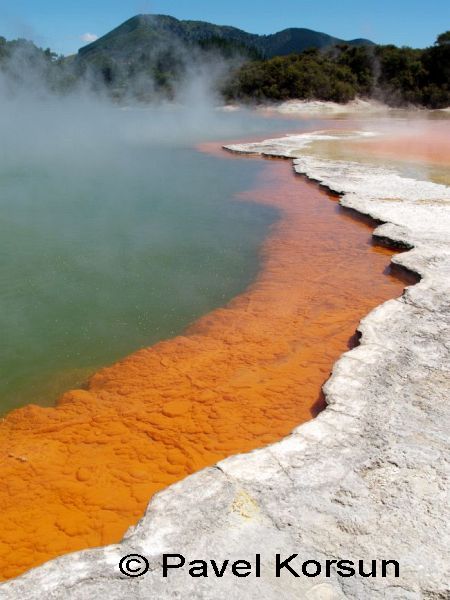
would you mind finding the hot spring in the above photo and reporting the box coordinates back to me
[0,104,308,412]
[1,101,441,580]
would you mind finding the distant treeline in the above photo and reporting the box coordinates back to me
[224,31,450,108]
[0,37,80,94]
[0,31,449,108]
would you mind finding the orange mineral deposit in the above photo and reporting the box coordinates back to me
[0,149,416,581]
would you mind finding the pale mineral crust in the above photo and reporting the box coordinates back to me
[1,133,449,599]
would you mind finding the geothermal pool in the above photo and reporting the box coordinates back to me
[1,109,445,581]
[0,108,311,413]
[0,144,277,412]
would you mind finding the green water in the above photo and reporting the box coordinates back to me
[0,107,305,413]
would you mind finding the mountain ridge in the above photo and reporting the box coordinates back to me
[78,14,374,60]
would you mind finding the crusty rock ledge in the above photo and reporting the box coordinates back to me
[2,134,449,599]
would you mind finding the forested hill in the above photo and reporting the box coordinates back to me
[78,14,373,62]
[224,31,450,108]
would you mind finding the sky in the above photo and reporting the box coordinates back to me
[1,0,449,56]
